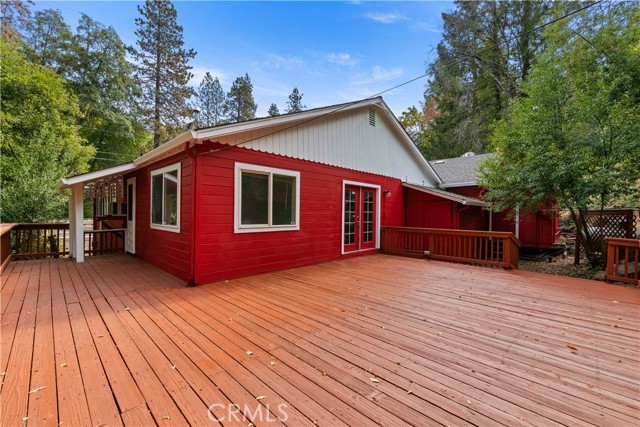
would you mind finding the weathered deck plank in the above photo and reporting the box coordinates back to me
[0,254,638,427]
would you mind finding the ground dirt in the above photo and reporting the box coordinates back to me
[519,251,595,280]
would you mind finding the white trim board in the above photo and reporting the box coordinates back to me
[341,180,381,255]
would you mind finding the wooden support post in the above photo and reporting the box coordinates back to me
[73,183,85,263]
[68,192,76,258]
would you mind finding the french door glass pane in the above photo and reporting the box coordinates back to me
[363,191,374,243]
[344,190,356,244]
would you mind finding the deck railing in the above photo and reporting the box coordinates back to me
[84,229,125,256]
[605,238,639,286]
[0,223,125,269]
[381,227,521,269]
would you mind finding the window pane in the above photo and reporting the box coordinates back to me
[241,172,268,225]
[272,175,296,225]
[151,174,163,224]
[163,173,178,225]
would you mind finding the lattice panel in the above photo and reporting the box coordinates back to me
[84,175,124,200]
[580,209,638,254]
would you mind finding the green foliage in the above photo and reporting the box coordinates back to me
[285,87,305,114]
[480,3,640,265]
[398,98,440,159]
[196,72,225,127]
[1,0,32,42]
[267,103,280,117]
[23,8,72,71]
[129,0,196,147]
[224,73,257,123]
[423,1,549,159]
[0,42,94,222]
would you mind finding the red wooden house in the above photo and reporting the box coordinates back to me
[426,153,559,249]
[58,98,443,284]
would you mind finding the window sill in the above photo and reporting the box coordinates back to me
[150,223,181,234]
[234,225,300,234]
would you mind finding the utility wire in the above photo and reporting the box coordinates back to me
[202,0,603,156]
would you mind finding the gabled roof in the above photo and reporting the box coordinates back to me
[429,153,492,188]
[402,183,487,207]
[58,97,441,190]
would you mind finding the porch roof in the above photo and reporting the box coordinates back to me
[403,182,487,207]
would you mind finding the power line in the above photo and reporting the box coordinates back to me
[203,0,603,156]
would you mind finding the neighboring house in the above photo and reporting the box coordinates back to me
[58,97,442,284]
[427,152,559,249]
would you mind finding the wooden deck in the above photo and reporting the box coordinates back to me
[1,254,638,427]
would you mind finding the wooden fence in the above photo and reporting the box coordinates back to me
[381,227,521,269]
[605,238,639,286]
[0,223,124,271]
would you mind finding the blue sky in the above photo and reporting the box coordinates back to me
[33,1,454,117]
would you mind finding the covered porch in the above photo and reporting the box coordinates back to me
[1,254,638,426]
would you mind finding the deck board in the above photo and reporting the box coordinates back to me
[0,254,638,427]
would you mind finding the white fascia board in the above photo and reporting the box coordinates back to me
[440,181,478,189]
[194,99,382,142]
[375,99,443,186]
[56,162,136,191]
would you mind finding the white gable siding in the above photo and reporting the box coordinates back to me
[208,107,436,186]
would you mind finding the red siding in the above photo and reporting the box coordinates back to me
[125,152,193,281]
[405,187,487,231]
[493,209,558,249]
[194,143,405,283]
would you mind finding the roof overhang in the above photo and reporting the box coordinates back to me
[403,183,486,207]
[58,97,443,192]
[440,181,477,189]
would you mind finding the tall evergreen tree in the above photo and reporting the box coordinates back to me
[129,0,196,148]
[285,87,306,113]
[267,103,280,117]
[23,9,72,71]
[422,1,549,158]
[223,73,257,123]
[196,72,225,127]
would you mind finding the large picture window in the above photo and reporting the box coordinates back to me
[235,163,300,233]
[150,163,181,232]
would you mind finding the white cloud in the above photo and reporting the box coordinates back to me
[326,52,358,67]
[261,54,304,70]
[365,12,408,24]
[412,21,442,33]
[352,65,403,85]
[190,66,227,86]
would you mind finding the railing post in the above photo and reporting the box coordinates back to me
[605,238,615,282]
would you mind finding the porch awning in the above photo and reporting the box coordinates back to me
[402,183,487,207]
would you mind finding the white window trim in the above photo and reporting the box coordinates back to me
[234,162,300,234]
[150,162,181,233]
[341,180,381,255]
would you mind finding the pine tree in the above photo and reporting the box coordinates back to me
[196,72,225,127]
[223,73,257,123]
[129,0,196,148]
[23,9,72,71]
[285,87,306,113]
[267,103,280,117]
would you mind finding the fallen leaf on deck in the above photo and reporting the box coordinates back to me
[370,377,380,383]
[124,307,130,311]
[270,361,276,366]
[566,344,578,351]
[246,351,253,355]
[0,372,5,376]
[407,390,414,395]
[170,365,176,369]
[256,396,266,400]
[612,300,618,304]
[163,415,170,420]
[29,386,47,393]
[22,416,29,421]
[60,363,67,368]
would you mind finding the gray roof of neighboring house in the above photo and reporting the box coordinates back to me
[402,183,486,206]
[429,153,493,186]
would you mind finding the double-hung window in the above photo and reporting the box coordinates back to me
[150,163,181,232]
[234,163,300,233]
